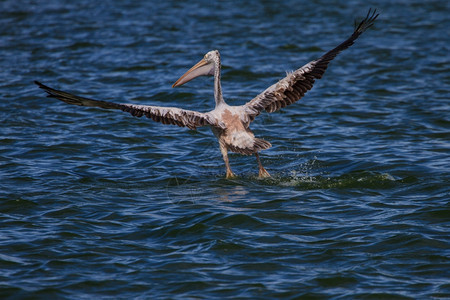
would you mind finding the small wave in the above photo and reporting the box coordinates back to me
[68,41,103,50]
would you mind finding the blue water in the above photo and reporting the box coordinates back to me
[1,0,449,298]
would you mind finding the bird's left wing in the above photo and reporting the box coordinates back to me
[35,81,219,130]
[244,9,378,119]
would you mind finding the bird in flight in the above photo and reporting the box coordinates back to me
[36,9,378,179]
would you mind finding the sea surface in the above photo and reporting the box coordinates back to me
[1,0,449,299]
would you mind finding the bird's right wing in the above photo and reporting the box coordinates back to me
[35,81,220,130]
[244,9,378,119]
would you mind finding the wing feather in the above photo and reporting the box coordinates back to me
[244,8,378,118]
[35,81,217,130]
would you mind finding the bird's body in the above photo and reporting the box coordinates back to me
[209,102,272,178]
[36,9,378,178]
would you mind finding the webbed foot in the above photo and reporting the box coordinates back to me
[258,167,271,178]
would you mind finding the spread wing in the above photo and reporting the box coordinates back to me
[244,8,378,119]
[35,81,219,130]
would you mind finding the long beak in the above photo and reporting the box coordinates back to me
[172,58,214,88]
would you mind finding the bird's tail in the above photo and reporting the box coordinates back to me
[254,138,272,152]
[227,137,271,155]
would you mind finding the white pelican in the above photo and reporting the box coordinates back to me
[35,9,378,179]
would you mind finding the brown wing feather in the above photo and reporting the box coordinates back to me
[244,9,378,118]
[35,81,217,130]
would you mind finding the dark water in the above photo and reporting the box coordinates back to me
[1,0,449,298]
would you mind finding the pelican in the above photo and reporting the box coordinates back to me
[35,9,378,179]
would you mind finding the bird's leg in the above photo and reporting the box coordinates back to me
[220,143,236,179]
[255,152,270,178]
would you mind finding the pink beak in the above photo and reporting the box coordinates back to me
[172,58,214,88]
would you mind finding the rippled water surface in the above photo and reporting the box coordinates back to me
[1,0,449,298]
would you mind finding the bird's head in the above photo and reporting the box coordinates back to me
[172,50,219,88]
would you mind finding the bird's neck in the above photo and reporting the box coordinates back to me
[214,61,225,108]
